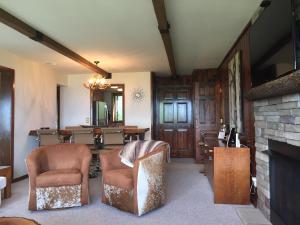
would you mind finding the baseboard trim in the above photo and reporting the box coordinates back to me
[13,174,28,183]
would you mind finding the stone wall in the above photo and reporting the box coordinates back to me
[254,93,300,219]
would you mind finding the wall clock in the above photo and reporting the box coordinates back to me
[132,88,145,102]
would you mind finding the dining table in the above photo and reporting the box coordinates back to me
[28,127,150,141]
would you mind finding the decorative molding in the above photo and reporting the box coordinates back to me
[246,70,300,101]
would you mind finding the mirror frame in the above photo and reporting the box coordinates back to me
[90,83,125,126]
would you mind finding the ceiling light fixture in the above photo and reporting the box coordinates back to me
[83,61,111,90]
[117,88,123,92]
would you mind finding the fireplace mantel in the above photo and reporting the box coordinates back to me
[246,70,300,101]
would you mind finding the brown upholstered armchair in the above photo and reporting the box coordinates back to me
[100,145,168,216]
[26,144,92,210]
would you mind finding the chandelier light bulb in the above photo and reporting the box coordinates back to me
[83,61,110,90]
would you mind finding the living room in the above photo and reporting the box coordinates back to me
[0,1,299,225]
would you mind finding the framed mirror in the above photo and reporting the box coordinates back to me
[91,84,124,126]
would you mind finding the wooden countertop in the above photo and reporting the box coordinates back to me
[29,127,150,137]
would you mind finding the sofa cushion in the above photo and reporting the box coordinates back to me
[103,168,133,189]
[36,168,81,187]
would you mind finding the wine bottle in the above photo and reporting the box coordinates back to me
[227,128,236,147]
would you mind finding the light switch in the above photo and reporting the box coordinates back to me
[85,117,90,124]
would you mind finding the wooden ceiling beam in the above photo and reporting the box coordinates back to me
[0,8,111,78]
[152,0,177,76]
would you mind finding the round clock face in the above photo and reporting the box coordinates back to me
[132,88,144,102]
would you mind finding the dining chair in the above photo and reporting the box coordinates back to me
[37,129,61,146]
[71,128,95,145]
[101,127,124,148]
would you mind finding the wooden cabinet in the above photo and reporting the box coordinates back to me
[204,144,250,204]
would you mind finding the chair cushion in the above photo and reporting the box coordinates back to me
[103,168,133,189]
[36,168,81,187]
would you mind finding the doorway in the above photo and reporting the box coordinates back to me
[0,66,14,172]
[154,76,194,158]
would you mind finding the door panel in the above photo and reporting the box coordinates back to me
[177,102,188,123]
[163,103,174,123]
[176,129,188,150]
[160,127,175,151]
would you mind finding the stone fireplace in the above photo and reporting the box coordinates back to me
[253,92,300,221]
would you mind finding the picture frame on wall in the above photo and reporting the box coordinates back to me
[228,51,243,133]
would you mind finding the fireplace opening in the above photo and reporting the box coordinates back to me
[268,140,300,225]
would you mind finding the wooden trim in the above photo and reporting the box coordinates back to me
[151,72,155,140]
[0,66,15,179]
[0,8,111,78]
[57,85,60,129]
[152,0,177,76]
[13,174,28,183]
[112,92,124,123]
[218,22,252,69]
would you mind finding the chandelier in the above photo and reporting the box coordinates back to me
[83,61,110,90]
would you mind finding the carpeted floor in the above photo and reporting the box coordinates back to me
[0,159,249,225]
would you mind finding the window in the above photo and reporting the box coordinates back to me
[112,94,123,122]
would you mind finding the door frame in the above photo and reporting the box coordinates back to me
[0,65,15,177]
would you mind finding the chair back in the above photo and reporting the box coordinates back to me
[65,126,82,130]
[72,128,95,145]
[37,129,60,146]
[102,128,124,145]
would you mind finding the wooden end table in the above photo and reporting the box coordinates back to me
[0,166,12,198]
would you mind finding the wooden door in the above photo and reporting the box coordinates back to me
[194,69,221,163]
[0,67,14,170]
[158,87,193,157]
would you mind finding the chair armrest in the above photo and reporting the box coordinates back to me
[100,149,128,172]
[80,150,92,176]
[25,150,42,189]
[80,147,92,205]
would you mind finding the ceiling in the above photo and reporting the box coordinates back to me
[0,0,261,75]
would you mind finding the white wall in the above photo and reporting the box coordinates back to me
[60,72,152,139]
[0,49,64,178]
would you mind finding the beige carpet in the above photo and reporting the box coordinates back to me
[1,159,248,225]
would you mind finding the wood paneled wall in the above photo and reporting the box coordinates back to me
[218,23,256,178]
[193,69,221,162]
[0,66,14,173]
